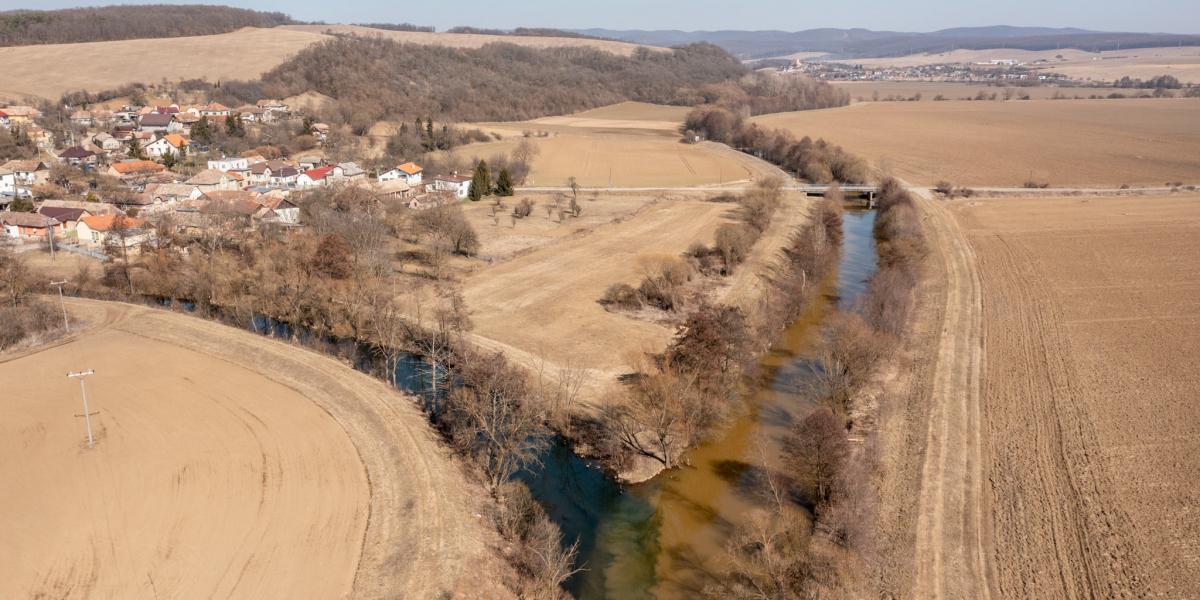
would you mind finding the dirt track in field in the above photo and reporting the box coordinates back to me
[881,193,1200,599]
[0,299,503,599]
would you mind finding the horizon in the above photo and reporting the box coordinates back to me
[6,1,1199,36]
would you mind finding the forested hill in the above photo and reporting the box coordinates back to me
[254,35,784,127]
[0,5,294,46]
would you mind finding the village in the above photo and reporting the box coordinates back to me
[0,98,476,255]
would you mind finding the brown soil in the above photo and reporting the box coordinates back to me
[752,99,1200,186]
[0,299,506,599]
[876,192,1200,599]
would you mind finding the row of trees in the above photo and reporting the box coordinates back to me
[684,106,870,184]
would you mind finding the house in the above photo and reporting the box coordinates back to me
[0,160,48,197]
[374,179,412,199]
[429,174,472,199]
[194,191,276,225]
[145,183,201,205]
[40,199,123,216]
[269,166,300,188]
[198,103,231,118]
[108,160,167,180]
[0,111,7,127]
[58,146,98,167]
[256,99,289,115]
[144,134,189,158]
[258,192,300,224]
[207,156,250,173]
[37,205,90,230]
[92,132,123,153]
[297,165,335,188]
[334,162,366,183]
[173,112,201,132]
[236,105,269,123]
[0,105,40,124]
[70,110,94,127]
[247,162,273,186]
[310,123,330,141]
[138,112,175,133]
[379,162,424,185]
[294,152,325,171]
[186,169,240,192]
[76,214,150,250]
[0,211,62,240]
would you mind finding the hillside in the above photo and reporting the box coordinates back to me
[0,27,329,101]
[580,26,1200,58]
[0,5,293,46]
[256,35,749,124]
[281,24,660,56]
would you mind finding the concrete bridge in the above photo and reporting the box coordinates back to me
[795,184,881,207]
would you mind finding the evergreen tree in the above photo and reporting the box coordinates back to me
[425,118,434,140]
[9,197,33,212]
[192,116,213,144]
[469,159,491,202]
[127,136,145,159]
[226,113,245,137]
[496,168,515,197]
[161,151,177,169]
[301,116,315,136]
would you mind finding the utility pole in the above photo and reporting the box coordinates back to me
[45,216,55,259]
[50,280,70,331]
[68,369,97,448]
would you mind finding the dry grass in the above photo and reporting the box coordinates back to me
[0,27,330,101]
[752,99,1200,186]
[949,193,1200,597]
[280,24,663,56]
[461,197,736,396]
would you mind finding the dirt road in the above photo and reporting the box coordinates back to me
[897,191,994,599]
[0,299,502,599]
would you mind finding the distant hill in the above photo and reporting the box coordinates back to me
[576,26,1200,58]
[0,5,294,46]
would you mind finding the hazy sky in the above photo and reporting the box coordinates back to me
[6,0,1198,34]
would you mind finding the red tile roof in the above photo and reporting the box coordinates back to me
[304,166,335,181]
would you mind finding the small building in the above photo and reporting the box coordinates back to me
[207,156,250,173]
[258,192,300,224]
[144,134,188,158]
[138,112,175,133]
[92,132,123,153]
[58,146,98,167]
[294,152,326,171]
[69,110,94,127]
[0,105,40,124]
[186,169,240,192]
[143,182,202,208]
[374,179,412,199]
[270,166,300,188]
[379,162,423,186]
[0,211,62,239]
[108,160,167,180]
[429,174,472,199]
[37,205,91,230]
[334,162,366,183]
[76,214,150,249]
[297,165,335,188]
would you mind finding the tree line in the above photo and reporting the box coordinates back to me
[684,105,870,184]
[0,5,294,46]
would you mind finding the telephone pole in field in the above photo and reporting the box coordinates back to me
[68,369,97,448]
[50,280,69,331]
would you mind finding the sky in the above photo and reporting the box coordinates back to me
[5,0,1199,34]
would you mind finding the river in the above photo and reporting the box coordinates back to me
[520,210,879,598]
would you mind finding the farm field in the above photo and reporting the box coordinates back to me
[0,300,499,599]
[831,80,1127,102]
[0,27,328,101]
[752,99,1200,186]
[280,24,662,56]
[460,189,812,405]
[948,194,1200,597]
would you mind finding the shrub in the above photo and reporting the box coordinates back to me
[600,283,642,310]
